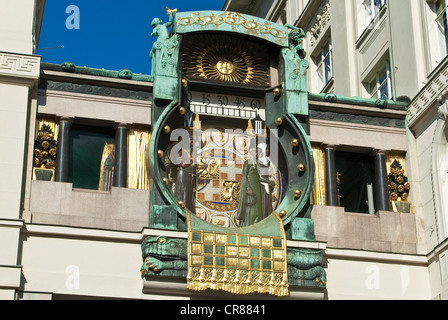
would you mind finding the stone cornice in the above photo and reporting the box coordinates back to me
[308,96,407,129]
[38,79,153,102]
[408,56,448,129]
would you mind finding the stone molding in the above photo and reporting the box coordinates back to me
[309,1,330,47]
[0,52,41,80]
[39,79,152,102]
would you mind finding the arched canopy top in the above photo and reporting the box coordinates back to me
[174,11,289,48]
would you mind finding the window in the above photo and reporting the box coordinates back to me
[363,0,386,27]
[314,39,333,92]
[366,61,393,100]
[436,0,448,61]
[335,151,376,214]
[69,124,115,190]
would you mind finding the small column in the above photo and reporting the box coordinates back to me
[55,118,71,182]
[373,150,390,212]
[324,144,339,207]
[113,123,128,188]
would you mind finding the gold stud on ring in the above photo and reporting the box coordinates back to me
[179,106,186,115]
[291,139,299,147]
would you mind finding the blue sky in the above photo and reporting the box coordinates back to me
[38,1,225,75]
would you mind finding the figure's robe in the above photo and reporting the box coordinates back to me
[237,160,264,227]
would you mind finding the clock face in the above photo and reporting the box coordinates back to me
[182,34,271,88]
[153,31,313,228]
[192,124,287,228]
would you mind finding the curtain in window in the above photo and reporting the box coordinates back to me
[311,144,326,206]
[127,127,151,190]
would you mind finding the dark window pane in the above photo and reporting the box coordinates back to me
[335,151,375,214]
[69,124,115,190]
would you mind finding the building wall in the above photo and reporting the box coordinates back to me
[325,249,430,299]
[1,0,443,300]
[407,56,448,299]
[0,0,38,55]
[231,0,427,100]
[223,0,448,299]
[29,182,149,232]
[18,223,431,300]
[0,0,44,299]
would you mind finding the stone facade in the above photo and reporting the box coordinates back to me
[0,1,444,301]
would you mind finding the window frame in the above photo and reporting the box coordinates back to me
[335,151,376,215]
[367,61,393,100]
[313,38,333,92]
[435,0,448,62]
[363,0,387,27]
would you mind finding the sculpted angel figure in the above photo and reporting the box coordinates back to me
[150,8,179,77]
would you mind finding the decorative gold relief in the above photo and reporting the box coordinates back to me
[182,34,270,87]
[33,123,57,181]
[166,7,177,16]
[221,180,241,203]
[177,11,287,40]
[186,212,289,297]
[216,60,235,75]
[198,158,221,179]
[388,158,413,213]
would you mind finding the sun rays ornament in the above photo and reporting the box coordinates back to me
[182,34,270,87]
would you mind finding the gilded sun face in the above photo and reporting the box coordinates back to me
[216,60,234,75]
[182,34,270,87]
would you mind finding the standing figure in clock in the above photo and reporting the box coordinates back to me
[257,142,275,219]
[174,147,197,215]
[237,142,271,227]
